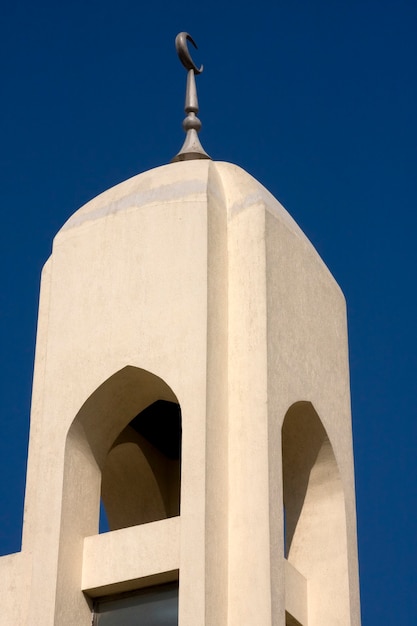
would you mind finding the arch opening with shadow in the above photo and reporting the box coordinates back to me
[61,366,182,543]
[101,399,182,530]
[281,401,350,622]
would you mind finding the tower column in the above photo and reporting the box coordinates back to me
[0,159,360,625]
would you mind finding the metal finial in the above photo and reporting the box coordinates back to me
[171,32,211,163]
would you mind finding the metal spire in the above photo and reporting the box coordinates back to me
[171,32,211,163]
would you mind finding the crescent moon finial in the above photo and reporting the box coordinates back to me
[171,32,211,162]
[175,32,203,75]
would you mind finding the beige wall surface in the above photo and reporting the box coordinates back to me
[0,160,360,625]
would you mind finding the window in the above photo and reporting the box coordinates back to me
[93,582,178,625]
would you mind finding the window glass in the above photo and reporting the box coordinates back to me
[94,583,178,625]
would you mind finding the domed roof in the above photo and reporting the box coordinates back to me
[61,161,307,247]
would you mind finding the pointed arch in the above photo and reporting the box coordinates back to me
[54,367,181,621]
[65,366,181,531]
[282,401,350,625]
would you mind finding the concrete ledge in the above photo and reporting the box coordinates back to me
[82,517,180,597]
[285,558,308,625]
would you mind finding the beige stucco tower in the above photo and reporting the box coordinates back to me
[0,156,361,625]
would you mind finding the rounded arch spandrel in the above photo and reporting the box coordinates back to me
[282,401,351,625]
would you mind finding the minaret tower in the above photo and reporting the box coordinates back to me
[0,33,361,625]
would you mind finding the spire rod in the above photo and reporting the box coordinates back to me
[171,32,211,163]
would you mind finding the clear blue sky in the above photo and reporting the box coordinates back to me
[1,1,416,623]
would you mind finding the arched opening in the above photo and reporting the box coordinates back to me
[282,401,350,624]
[64,366,181,535]
[101,399,181,530]
[54,367,181,622]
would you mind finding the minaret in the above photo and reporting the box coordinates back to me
[0,33,361,625]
